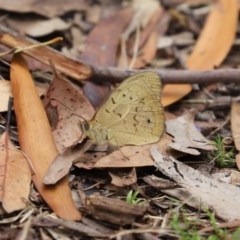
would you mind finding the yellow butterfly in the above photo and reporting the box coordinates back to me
[80,72,164,147]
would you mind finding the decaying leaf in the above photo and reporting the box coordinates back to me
[43,141,92,185]
[0,80,12,113]
[162,0,238,106]
[7,17,71,37]
[231,100,240,170]
[108,168,137,187]
[166,112,216,155]
[0,131,31,213]
[93,132,173,168]
[0,0,89,18]
[0,80,47,113]
[0,25,91,81]
[80,8,132,67]
[43,69,95,152]
[151,147,240,221]
[186,0,238,70]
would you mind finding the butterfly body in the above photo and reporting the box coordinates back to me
[80,72,164,147]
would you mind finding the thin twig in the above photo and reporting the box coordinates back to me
[91,66,240,85]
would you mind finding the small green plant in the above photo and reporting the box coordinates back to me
[205,209,228,239]
[126,190,146,205]
[170,207,239,240]
[171,211,202,240]
[210,135,235,168]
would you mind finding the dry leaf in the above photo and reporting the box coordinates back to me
[0,25,91,81]
[0,80,47,113]
[0,131,31,213]
[186,0,238,70]
[0,0,89,18]
[108,168,137,187]
[0,80,12,112]
[44,71,95,152]
[166,112,216,155]
[80,9,132,66]
[7,17,71,37]
[93,132,173,168]
[10,53,81,220]
[43,141,92,185]
[162,0,238,106]
[231,100,240,170]
[151,147,240,221]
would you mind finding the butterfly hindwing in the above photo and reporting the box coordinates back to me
[91,72,164,146]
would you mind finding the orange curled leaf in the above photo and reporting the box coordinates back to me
[10,53,81,220]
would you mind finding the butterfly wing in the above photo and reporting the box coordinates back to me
[92,72,164,146]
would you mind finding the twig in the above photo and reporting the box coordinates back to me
[1,24,240,85]
[91,66,240,85]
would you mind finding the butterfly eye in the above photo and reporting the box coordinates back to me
[79,121,90,132]
[83,121,90,131]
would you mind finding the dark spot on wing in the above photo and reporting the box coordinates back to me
[105,109,110,113]
[147,118,151,124]
[111,97,116,104]
[123,94,126,97]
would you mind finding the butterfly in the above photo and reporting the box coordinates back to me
[79,72,164,147]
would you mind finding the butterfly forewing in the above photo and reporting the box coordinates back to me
[89,72,164,146]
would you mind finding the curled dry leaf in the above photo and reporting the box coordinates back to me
[108,168,137,187]
[186,0,238,70]
[10,53,81,220]
[43,70,95,152]
[162,0,238,106]
[166,112,216,155]
[0,25,91,81]
[0,131,31,213]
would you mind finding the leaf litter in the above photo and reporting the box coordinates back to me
[0,0,240,239]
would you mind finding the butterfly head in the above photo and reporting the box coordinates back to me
[79,120,90,133]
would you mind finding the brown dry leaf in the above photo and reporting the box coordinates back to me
[80,9,132,66]
[93,132,173,168]
[43,142,92,185]
[166,112,216,155]
[10,53,81,220]
[0,80,12,112]
[7,17,71,37]
[152,147,240,221]
[0,80,47,113]
[0,131,31,213]
[162,0,238,106]
[231,100,240,170]
[118,5,169,69]
[0,25,91,81]
[80,9,132,107]
[83,81,111,109]
[108,168,137,187]
[0,0,89,18]
[43,71,95,152]
[186,0,238,70]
